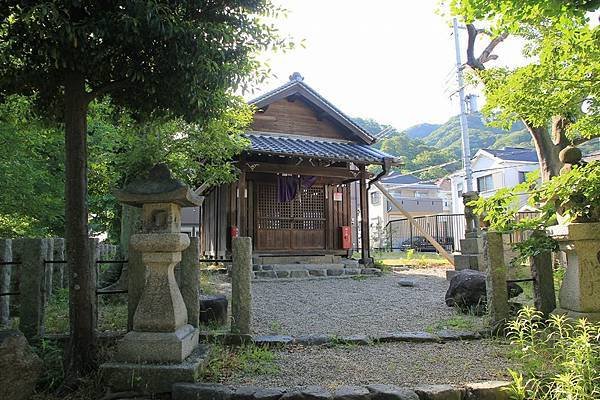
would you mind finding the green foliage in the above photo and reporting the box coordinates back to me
[201,344,279,382]
[506,307,600,400]
[449,0,600,143]
[0,95,64,237]
[534,161,600,223]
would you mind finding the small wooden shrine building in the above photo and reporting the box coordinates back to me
[200,73,398,264]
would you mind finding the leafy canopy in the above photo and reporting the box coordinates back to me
[448,0,600,141]
[0,1,291,121]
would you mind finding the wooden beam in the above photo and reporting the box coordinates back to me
[374,182,454,265]
[359,166,372,265]
[241,162,360,180]
[253,114,277,122]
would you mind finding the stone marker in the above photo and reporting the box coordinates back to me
[0,330,43,400]
[482,232,509,327]
[0,239,12,326]
[14,238,47,339]
[181,236,201,328]
[52,238,65,289]
[547,222,600,321]
[232,237,252,334]
[43,238,54,305]
[529,246,556,317]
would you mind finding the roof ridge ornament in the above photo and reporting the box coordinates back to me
[289,72,304,82]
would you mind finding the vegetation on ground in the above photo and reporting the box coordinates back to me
[201,344,279,383]
[506,307,600,400]
[373,251,450,267]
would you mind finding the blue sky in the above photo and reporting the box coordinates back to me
[251,0,526,131]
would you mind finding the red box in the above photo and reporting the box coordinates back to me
[340,226,352,249]
[230,226,239,238]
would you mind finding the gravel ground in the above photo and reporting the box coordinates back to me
[227,340,512,389]
[251,267,481,336]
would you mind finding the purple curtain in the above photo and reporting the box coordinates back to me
[301,175,317,189]
[278,175,298,202]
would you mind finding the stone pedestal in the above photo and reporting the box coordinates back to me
[547,222,600,321]
[102,164,205,393]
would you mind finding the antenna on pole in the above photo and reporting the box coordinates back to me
[453,17,474,192]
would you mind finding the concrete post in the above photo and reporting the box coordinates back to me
[14,238,47,340]
[482,232,509,328]
[528,232,556,317]
[231,237,252,334]
[181,236,200,329]
[43,238,54,306]
[0,239,12,326]
[52,238,65,289]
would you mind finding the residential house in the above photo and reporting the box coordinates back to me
[450,147,539,214]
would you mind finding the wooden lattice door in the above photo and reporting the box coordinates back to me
[256,183,326,251]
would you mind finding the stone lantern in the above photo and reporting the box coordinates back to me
[112,164,203,363]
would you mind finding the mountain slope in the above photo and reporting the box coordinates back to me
[404,123,441,139]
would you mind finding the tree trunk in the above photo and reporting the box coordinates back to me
[525,123,564,181]
[63,71,96,378]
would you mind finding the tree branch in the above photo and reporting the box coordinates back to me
[466,24,508,71]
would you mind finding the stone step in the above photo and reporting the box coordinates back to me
[253,255,340,265]
[256,263,345,272]
[454,254,482,271]
[253,267,381,279]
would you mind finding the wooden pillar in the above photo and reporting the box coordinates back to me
[238,170,247,237]
[359,166,372,265]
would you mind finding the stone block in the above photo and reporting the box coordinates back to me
[200,295,228,326]
[376,332,440,343]
[289,270,309,279]
[436,330,480,341]
[398,279,415,287]
[454,255,479,271]
[361,268,381,276]
[340,334,371,345]
[276,271,291,278]
[102,344,209,394]
[253,265,261,272]
[445,270,458,281]
[333,386,370,400]
[181,237,201,328]
[253,335,294,346]
[172,383,233,400]
[262,265,274,271]
[367,384,419,400]
[294,334,332,346]
[308,269,327,277]
[414,385,463,400]
[115,324,199,363]
[344,268,361,275]
[281,386,331,400]
[328,268,345,276]
[465,381,510,400]
[0,330,43,400]
[255,271,277,279]
[460,238,482,255]
[253,388,286,400]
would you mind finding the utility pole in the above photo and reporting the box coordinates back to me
[453,17,474,192]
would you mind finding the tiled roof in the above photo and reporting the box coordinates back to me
[483,147,538,162]
[381,173,421,185]
[249,73,375,144]
[245,133,397,165]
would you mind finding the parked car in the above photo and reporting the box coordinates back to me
[399,236,454,252]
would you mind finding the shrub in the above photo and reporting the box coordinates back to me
[506,307,600,400]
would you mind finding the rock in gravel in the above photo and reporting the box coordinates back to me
[343,268,361,275]
[367,384,419,400]
[328,268,345,276]
[308,269,327,277]
[290,270,310,278]
[172,383,233,400]
[333,386,371,400]
[340,334,371,345]
[398,279,415,287]
[234,386,260,400]
[414,384,463,400]
[445,270,522,314]
[466,381,510,400]
[282,386,332,400]
[0,330,43,400]
[256,270,277,279]
[377,332,440,343]
[361,268,382,276]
